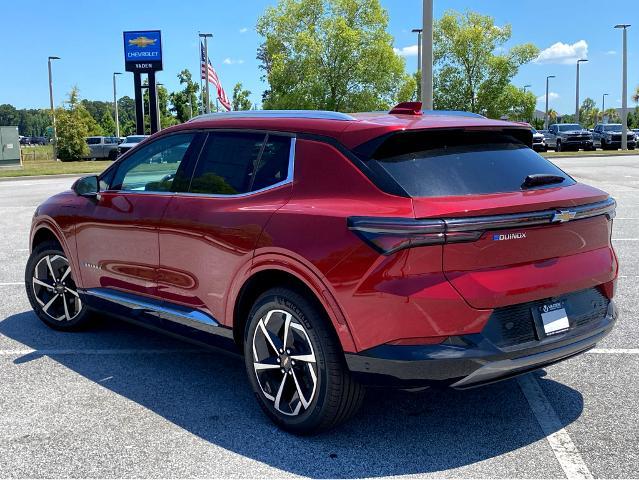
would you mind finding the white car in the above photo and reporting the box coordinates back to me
[117,135,149,157]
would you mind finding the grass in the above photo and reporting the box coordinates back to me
[0,145,112,178]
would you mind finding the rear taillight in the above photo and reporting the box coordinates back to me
[347,217,481,255]
[348,197,616,256]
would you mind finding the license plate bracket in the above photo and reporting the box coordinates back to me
[535,300,570,336]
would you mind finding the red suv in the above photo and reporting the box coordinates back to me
[26,103,618,434]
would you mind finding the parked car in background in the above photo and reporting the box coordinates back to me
[29,136,48,146]
[592,124,637,150]
[545,124,594,151]
[117,135,149,157]
[531,128,547,152]
[19,136,31,145]
[84,136,120,160]
[26,104,618,433]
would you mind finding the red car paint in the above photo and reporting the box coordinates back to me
[30,110,618,357]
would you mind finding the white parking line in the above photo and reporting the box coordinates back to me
[588,348,639,354]
[0,282,22,286]
[518,374,593,480]
[0,349,208,355]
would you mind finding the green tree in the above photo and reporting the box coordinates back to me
[257,0,410,111]
[0,104,19,126]
[56,87,90,161]
[633,85,639,104]
[232,82,253,111]
[99,110,116,136]
[578,97,597,128]
[143,83,178,132]
[170,69,200,122]
[433,10,539,117]
[487,85,536,121]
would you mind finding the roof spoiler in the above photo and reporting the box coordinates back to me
[389,102,422,116]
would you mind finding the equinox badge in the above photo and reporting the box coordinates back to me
[493,233,527,241]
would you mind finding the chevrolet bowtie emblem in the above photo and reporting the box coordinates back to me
[128,36,157,48]
[553,210,577,223]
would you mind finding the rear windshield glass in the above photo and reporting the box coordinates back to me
[369,131,574,197]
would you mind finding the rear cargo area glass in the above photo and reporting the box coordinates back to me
[370,131,574,197]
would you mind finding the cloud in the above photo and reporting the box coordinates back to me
[394,44,418,57]
[537,92,560,103]
[535,40,588,64]
[223,58,245,65]
[239,27,248,34]
[605,50,617,55]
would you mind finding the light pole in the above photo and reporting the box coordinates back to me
[545,75,556,130]
[113,72,122,138]
[615,24,631,150]
[421,0,433,109]
[156,82,164,130]
[523,84,532,93]
[601,93,609,123]
[199,33,213,113]
[575,59,588,123]
[411,28,423,72]
[47,56,60,157]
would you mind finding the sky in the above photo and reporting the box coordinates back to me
[0,0,637,115]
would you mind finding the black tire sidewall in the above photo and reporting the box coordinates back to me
[243,288,338,434]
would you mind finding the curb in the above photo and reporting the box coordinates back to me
[0,173,84,182]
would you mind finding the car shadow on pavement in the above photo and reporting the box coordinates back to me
[1,311,585,478]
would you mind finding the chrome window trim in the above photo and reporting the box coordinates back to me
[173,135,296,199]
[103,136,296,199]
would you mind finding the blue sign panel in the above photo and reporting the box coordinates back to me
[123,30,163,72]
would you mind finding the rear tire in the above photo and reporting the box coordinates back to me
[243,287,364,434]
[25,241,92,331]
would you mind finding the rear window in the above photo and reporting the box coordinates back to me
[368,130,574,197]
[86,137,101,145]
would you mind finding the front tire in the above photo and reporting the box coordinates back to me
[25,241,91,331]
[556,140,562,152]
[243,287,364,434]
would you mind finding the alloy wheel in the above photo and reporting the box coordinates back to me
[32,254,82,322]
[251,309,318,416]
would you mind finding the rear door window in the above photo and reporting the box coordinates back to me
[368,130,574,197]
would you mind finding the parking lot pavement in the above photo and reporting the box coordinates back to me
[0,160,638,478]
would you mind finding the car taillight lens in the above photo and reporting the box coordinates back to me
[347,217,482,255]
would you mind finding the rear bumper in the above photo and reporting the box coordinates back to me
[346,300,616,389]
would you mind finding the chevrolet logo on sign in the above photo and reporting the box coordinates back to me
[553,210,577,223]
[128,36,157,48]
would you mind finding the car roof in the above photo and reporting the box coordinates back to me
[165,109,528,149]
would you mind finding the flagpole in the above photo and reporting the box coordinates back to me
[198,34,204,114]
[199,32,213,114]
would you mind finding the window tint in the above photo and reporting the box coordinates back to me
[369,131,574,197]
[86,137,101,145]
[190,132,265,195]
[110,133,196,192]
[250,136,291,191]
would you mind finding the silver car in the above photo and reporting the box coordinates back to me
[84,136,120,160]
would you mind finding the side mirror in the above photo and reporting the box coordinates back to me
[73,175,99,197]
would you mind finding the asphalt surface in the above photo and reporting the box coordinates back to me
[0,156,638,478]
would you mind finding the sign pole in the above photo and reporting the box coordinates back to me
[133,73,144,135]
[148,71,159,134]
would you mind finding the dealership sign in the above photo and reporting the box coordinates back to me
[123,30,163,72]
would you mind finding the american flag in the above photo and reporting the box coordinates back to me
[200,42,231,111]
